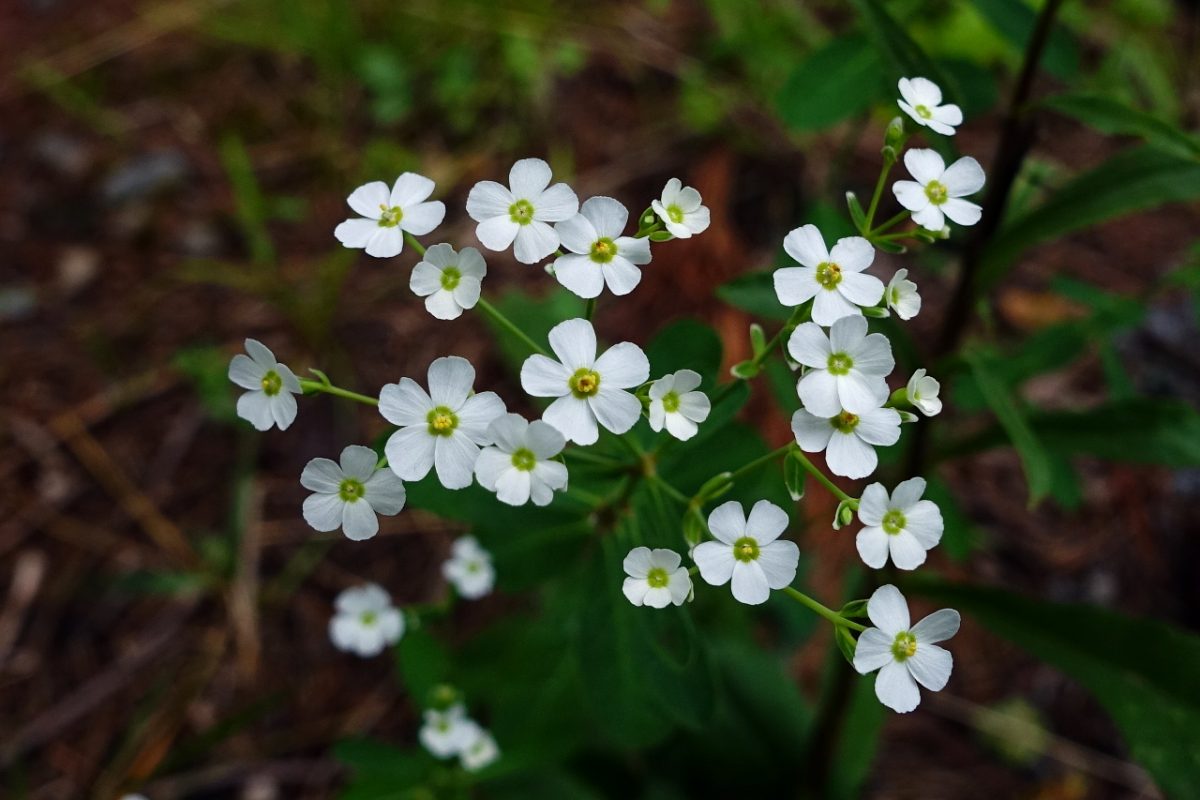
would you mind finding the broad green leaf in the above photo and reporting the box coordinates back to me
[335,739,427,799]
[849,0,959,106]
[828,674,888,800]
[967,0,1079,78]
[644,317,723,386]
[776,35,884,132]
[717,271,791,321]
[913,580,1200,799]
[394,627,450,706]
[1044,93,1200,161]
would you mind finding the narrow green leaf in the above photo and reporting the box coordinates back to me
[1043,93,1200,161]
[967,0,1079,78]
[776,34,884,132]
[848,0,959,106]
[717,271,791,322]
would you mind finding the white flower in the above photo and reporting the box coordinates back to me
[466,157,579,264]
[622,547,692,608]
[897,77,963,136]
[788,316,894,417]
[774,225,885,326]
[329,583,404,657]
[334,173,446,258]
[378,357,505,490]
[692,500,800,605]
[648,369,711,441]
[906,368,942,416]
[410,244,486,321]
[458,721,500,772]
[419,704,476,758]
[856,478,943,570]
[300,445,406,541]
[520,318,649,445]
[227,338,302,431]
[886,268,921,320]
[791,405,901,479]
[474,413,568,506]
[893,149,985,232]
[443,535,495,600]
[853,584,960,713]
[553,196,652,298]
[651,178,710,238]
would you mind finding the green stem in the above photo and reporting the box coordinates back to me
[584,297,597,321]
[868,209,911,237]
[714,304,810,403]
[727,442,794,484]
[783,587,866,632]
[647,473,690,505]
[404,232,427,256]
[299,379,379,406]
[862,156,896,232]
[790,450,854,505]
[475,297,548,356]
[564,448,626,467]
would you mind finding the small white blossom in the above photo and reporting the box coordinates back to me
[648,369,711,441]
[520,318,649,445]
[420,704,476,758]
[853,585,960,713]
[651,178,710,238]
[474,414,568,506]
[466,157,579,264]
[893,149,985,232]
[378,357,505,490]
[788,316,894,417]
[301,445,406,541]
[897,77,963,136]
[886,268,921,320]
[774,225,884,326]
[553,196,651,298]
[856,478,943,570]
[791,405,901,480]
[329,584,404,657]
[622,547,692,608]
[227,338,302,431]
[906,368,942,416]
[458,721,500,772]
[334,173,446,258]
[410,244,486,321]
[443,536,495,600]
[693,500,800,605]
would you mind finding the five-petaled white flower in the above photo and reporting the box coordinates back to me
[334,173,446,258]
[466,158,579,264]
[791,405,902,480]
[443,535,495,600]
[648,369,711,441]
[378,357,505,490]
[893,149,985,232]
[458,722,500,772]
[693,500,800,606]
[853,584,960,713]
[622,547,692,608]
[897,77,963,137]
[300,445,406,541]
[474,413,568,506]
[651,178,710,239]
[520,318,649,445]
[420,704,476,758]
[856,478,944,570]
[228,338,302,431]
[774,225,885,326]
[329,583,404,657]
[410,244,486,321]
[906,368,942,416]
[788,316,894,417]
[886,268,921,320]
[553,196,652,299]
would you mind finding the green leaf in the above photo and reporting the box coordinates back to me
[717,271,791,321]
[967,0,1079,79]
[1043,93,1200,162]
[644,318,723,386]
[846,191,868,233]
[394,627,450,706]
[828,675,887,800]
[783,452,806,501]
[334,739,428,799]
[913,580,1200,799]
[849,0,959,106]
[776,34,884,132]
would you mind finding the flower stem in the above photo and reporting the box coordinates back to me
[783,587,866,632]
[727,442,794,483]
[714,303,810,403]
[474,297,548,356]
[868,209,911,237]
[584,297,597,321]
[403,232,427,256]
[647,472,690,505]
[299,379,379,406]
[863,156,896,232]
[790,450,855,505]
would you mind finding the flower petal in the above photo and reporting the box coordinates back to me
[756,539,799,589]
[907,643,953,691]
[410,261,444,297]
[942,156,985,196]
[826,430,877,479]
[798,369,842,418]
[601,256,642,296]
[589,388,641,434]
[228,353,265,389]
[509,157,552,198]
[903,148,945,184]
[379,378,433,426]
[774,267,820,307]
[554,253,604,299]
[876,660,921,712]
[892,180,929,213]
[730,560,770,605]
[494,465,532,506]
[525,419,565,459]
[364,470,406,515]
[791,408,833,452]
[390,172,435,207]
[888,529,929,570]
[466,180,515,222]
[474,215,520,252]
[335,218,381,249]
[548,318,597,369]
[829,236,874,272]
[385,426,435,482]
[339,445,379,481]
[867,584,910,635]
[782,224,829,268]
[787,322,832,368]
[692,541,735,585]
[428,356,475,409]
[457,391,506,443]
[301,458,343,492]
[544,395,598,445]
[513,220,560,263]
[623,546,653,578]
[342,500,379,541]
[746,500,789,544]
[364,227,404,258]
[580,196,628,239]
[707,500,746,544]
[837,271,886,307]
[434,432,479,489]
[521,354,571,398]
[400,201,446,236]
[534,183,580,222]
[856,526,890,569]
[910,608,961,645]
[854,408,902,446]
[554,213,599,255]
[853,626,895,674]
[941,198,982,227]
[347,181,390,218]
[857,483,889,526]
[303,492,343,532]
[594,342,649,389]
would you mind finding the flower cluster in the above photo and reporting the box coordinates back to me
[420,697,500,772]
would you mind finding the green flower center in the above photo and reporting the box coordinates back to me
[339,477,366,502]
[667,204,684,224]
[261,370,283,396]
[914,104,932,119]
[360,610,378,626]
[661,391,681,413]
[892,631,918,661]
[816,261,842,290]
[509,199,535,225]
[440,266,462,290]
[427,406,459,436]
[589,237,617,264]
[924,180,948,205]
[882,509,906,535]
[466,561,481,573]
[569,368,601,398]
[831,411,859,434]
[827,352,854,375]
[733,536,760,563]
[646,567,670,588]
[511,447,536,472]
[378,204,404,227]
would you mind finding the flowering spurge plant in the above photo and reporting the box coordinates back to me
[228,79,988,774]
